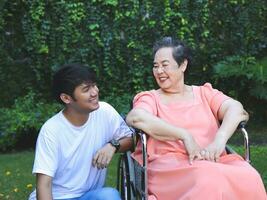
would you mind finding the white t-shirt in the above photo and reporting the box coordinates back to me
[28,102,132,200]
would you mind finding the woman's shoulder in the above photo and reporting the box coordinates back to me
[132,90,159,114]
[195,82,230,106]
[196,82,214,90]
[133,89,158,103]
[194,82,219,95]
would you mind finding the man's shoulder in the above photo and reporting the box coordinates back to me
[40,111,63,134]
[99,101,112,108]
[44,111,62,124]
[98,101,116,113]
[94,101,121,121]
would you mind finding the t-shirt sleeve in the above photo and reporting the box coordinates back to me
[133,91,157,115]
[32,127,58,177]
[103,103,133,140]
[202,83,231,118]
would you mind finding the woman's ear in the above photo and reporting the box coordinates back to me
[180,59,188,72]
[60,93,73,104]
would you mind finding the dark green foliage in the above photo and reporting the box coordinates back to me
[0,0,266,150]
[213,56,267,121]
[0,92,62,152]
[0,0,266,106]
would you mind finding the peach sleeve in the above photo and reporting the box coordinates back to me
[202,83,231,118]
[132,91,157,115]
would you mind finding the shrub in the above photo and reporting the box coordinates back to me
[213,56,267,121]
[102,93,134,115]
[0,0,266,107]
[0,91,61,152]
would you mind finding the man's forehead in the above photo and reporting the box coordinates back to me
[79,82,96,87]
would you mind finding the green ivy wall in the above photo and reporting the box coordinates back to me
[0,0,266,150]
[1,0,266,106]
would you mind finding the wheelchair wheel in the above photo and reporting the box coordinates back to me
[117,153,132,200]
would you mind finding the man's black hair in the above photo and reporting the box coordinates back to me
[52,63,96,104]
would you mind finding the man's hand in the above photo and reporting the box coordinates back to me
[92,143,116,169]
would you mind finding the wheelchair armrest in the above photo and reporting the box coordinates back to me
[237,121,250,163]
[134,129,148,168]
[132,121,250,164]
[237,121,246,129]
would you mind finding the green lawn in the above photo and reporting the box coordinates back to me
[0,151,35,199]
[0,151,120,199]
[0,146,266,199]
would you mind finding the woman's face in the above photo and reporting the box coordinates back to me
[153,47,186,92]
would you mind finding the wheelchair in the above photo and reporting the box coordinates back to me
[117,122,250,200]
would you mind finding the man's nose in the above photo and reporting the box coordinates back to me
[90,86,99,96]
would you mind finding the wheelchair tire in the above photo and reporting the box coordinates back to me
[117,153,132,200]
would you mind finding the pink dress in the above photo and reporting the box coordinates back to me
[132,83,266,200]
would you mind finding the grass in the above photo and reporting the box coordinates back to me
[0,146,266,199]
[0,151,120,199]
[0,151,35,199]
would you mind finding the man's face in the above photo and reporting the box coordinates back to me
[71,82,100,113]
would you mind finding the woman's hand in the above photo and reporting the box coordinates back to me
[201,135,227,162]
[182,134,202,165]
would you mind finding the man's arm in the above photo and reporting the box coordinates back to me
[92,136,132,169]
[36,173,53,200]
[117,136,133,153]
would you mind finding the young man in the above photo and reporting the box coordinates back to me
[29,64,133,200]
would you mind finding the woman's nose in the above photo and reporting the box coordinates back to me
[155,66,164,73]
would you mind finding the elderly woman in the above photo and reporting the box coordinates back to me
[126,37,266,200]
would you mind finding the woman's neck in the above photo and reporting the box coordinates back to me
[160,84,189,95]
[158,84,194,104]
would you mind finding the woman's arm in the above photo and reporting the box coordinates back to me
[203,99,249,162]
[215,99,249,144]
[126,108,202,164]
[126,108,188,141]
[36,173,53,200]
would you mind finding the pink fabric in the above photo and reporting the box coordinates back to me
[132,83,267,200]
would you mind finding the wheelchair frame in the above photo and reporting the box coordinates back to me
[117,131,148,200]
[117,122,249,200]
